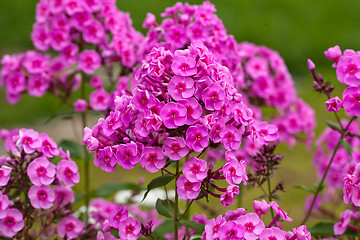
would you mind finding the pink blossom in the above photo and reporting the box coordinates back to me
[57,216,84,240]
[74,99,88,112]
[222,157,247,185]
[5,72,26,95]
[27,157,56,186]
[160,102,187,129]
[143,12,156,28]
[237,213,265,240]
[325,96,342,112]
[53,185,75,207]
[140,147,166,173]
[90,76,103,89]
[61,43,79,64]
[50,29,70,51]
[336,53,360,85]
[220,185,239,208]
[89,88,110,111]
[178,97,202,125]
[204,215,226,239]
[27,74,49,97]
[109,205,128,229]
[39,133,59,157]
[163,137,189,161]
[324,45,342,64]
[259,227,285,240]
[78,50,101,74]
[292,225,311,240]
[0,166,11,186]
[0,192,10,218]
[118,217,141,240]
[16,128,41,154]
[64,0,84,15]
[201,82,226,111]
[168,76,195,100]
[246,56,269,79]
[220,125,244,150]
[28,185,55,209]
[253,200,270,217]
[218,220,243,240]
[0,209,24,238]
[186,124,209,152]
[177,175,201,200]
[24,51,48,74]
[171,56,197,76]
[182,157,207,182]
[31,24,50,51]
[342,85,360,116]
[57,160,80,186]
[164,24,188,48]
[83,20,105,44]
[252,122,279,144]
[116,142,140,170]
[270,201,293,222]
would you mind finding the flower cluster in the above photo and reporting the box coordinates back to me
[0,128,81,238]
[200,200,310,240]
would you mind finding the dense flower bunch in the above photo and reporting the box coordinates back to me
[200,200,311,240]
[1,0,144,110]
[0,128,81,238]
[84,40,279,207]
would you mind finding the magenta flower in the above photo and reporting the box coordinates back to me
[28,185,55,209]
[0,192,10,218]
[325,96,342,112]
[245,56,269,79]
[163,137,189,160]
[27,74,49,97]
[74,99,88,112]
[27,157,56,186]
[270,201,293,222]
[324,45,342,64]
[178,97,202,125]
[220,185,239,208]
[78,50,101,74]
[83,20,105,44]
[186,124,209,152]
[218,220,243,240]
[160,102,187,129]
[0,209,24,238]
[64,0,83,15]
[16,128,41,154]
[118,217,141,240]
[234,102,253,125]
[334,210,353,235]
[171,56,197,76]
[96,146,117,173]
[220,125,244,150]
[253,200,270,217]
[50,29,70,51]
[237,213,265,240]
[204,215,226,240]
[39,133,59,157]
[140,147,166,173]
[57,160,80,186]
[53,185,75,207]
[259,227,285,240]
[164,24,188,48]
[116,142,140,170]
[31,23,50,51]
[89,88,110,111]
[336,53,360,85]
[342,86,360,116]
[252,122,279,144]
[182,157,207,183]
[0,166,11,186]
[57,216,84,240]
[292,225,311,240]
[5,72,26,95]
[177,175,201,200]
[109,205,128,229]
[168,76,195,100]
[201,82,226,111]
[222,158,247,185]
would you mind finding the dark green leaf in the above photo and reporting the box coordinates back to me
[75,193,83,203]
[295,185,315,194]
[142,175,175,201]
[58,139,82,159]
[96,182,141,198]
[272,194,282,201]
[45,110,75,124]
[179,221,205,231]
[156,199,175,218]
[340,139,352,156]
[324,120,342,132]
[153,220,174,238]
[308,222,334,236]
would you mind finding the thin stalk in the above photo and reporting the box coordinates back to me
[301,117,356,225]
[174,161,180,240]
[179,199,194,221]
[267,175,274,219]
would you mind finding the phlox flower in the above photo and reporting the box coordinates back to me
[201,82,226,111]
[0,209,24,238]
[0,166,11,186]
[259,227,285,240]
[336,53,360,85]
[53,185,75,207]
[28,185,55,209]
[163,137,189,161]
[220,185,239,208]
[220,125,244,150]
[118,217,140,240]
[182,157,207,182]
[95,146,117,173]
[251,122,279,144]
[222,157,247,185]
[237,213,265,240]
[168,76,195,100]
[177,175,201,200]
[74,99,88,112]
[89,88,110,111]
[78,50,101,74]
[0,192,10,218]
[218,220,243,240]
[27,157,56,186]
[186,124,209,152]
[160,102,187,129]
[139,147,166,173]
[57,159,80,186]
[171,56,197,76]
[57,216,84,240]
[324,45,342,67]
[270,201,293,222]
[177,97,202,125]
[116,142,140,170]
[109,205,128,229]
[253,200,270,217]
[39,133,59,157]
[27,74,49,97]
[292,225,311,240]
[17,128,41,154]
[342,85,360,116]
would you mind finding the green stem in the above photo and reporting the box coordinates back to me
[179,199,194,221]
[267,175,274,219]
[301,117,356,225]
[174,161,179,240]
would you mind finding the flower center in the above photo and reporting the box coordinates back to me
[37,166,47,177]
[38,190,47,200]
[66,223,75,232]
[4,217,15,227]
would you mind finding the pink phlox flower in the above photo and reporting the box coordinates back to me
[164,24,188,49]
[224,208,247,221]
[253,200,270,217]
[160,102,187,129]
[0,192,10,218]
[218,220,243,240]
[132,88,157,111]
[0,166,12,186]
[0,208,24,238]
[118,216,141,240]
[74,99,88,112]
[28,185,55,209]
[222,157,247,185]
[260,227,286,240]
[336,53,360,85]
[220,124,244,150]
[292,225,311,240]
[89,88,110,111]
[53,185,75,207]
[324,45,342,67]
[64,0,84,15]
[27,74,49,97]
[163,137,189,161]
[220,185,239,208]
[168,76,195,100]
[342,85,360,116]
[109,205,128,229]
[116,142,140,170]
[237,212,265,240]
[17,128,41,154]
[234,102,254,125]
[83,127,99,151]
[176,175,201,200]
[57,159,80,186]
[50,29,70,51]
[83,19,105,44]
[204,215,226,240]
[140,146,166,173]
[57,216,84,240]
[186,124,209,152]
[326,96,342,112]
[182,157,207,182]
[27,157,56,186]
[23,51,49,75]
[251,121,279,144]
[39,133,59,157]
[245,56,270,80]
[78,50,101,74]
[171,56,197,76]
[102,111,121,136]
[201,82,226,111]
[270,201,293,222]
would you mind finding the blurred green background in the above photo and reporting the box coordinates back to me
[0,0,359,228]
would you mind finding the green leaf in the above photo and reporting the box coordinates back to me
[45,110,75,124]
[142,175,175,201]
[295,185,315,194]
[155,199,175,218]
[58,139,82,159]
[179,220,205,232]
[340,139,352,156]
[315,182,326,192]
[323,120,342,132]
[153,220,174,238]
[308,222,334,236]
[96,183,141,198]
